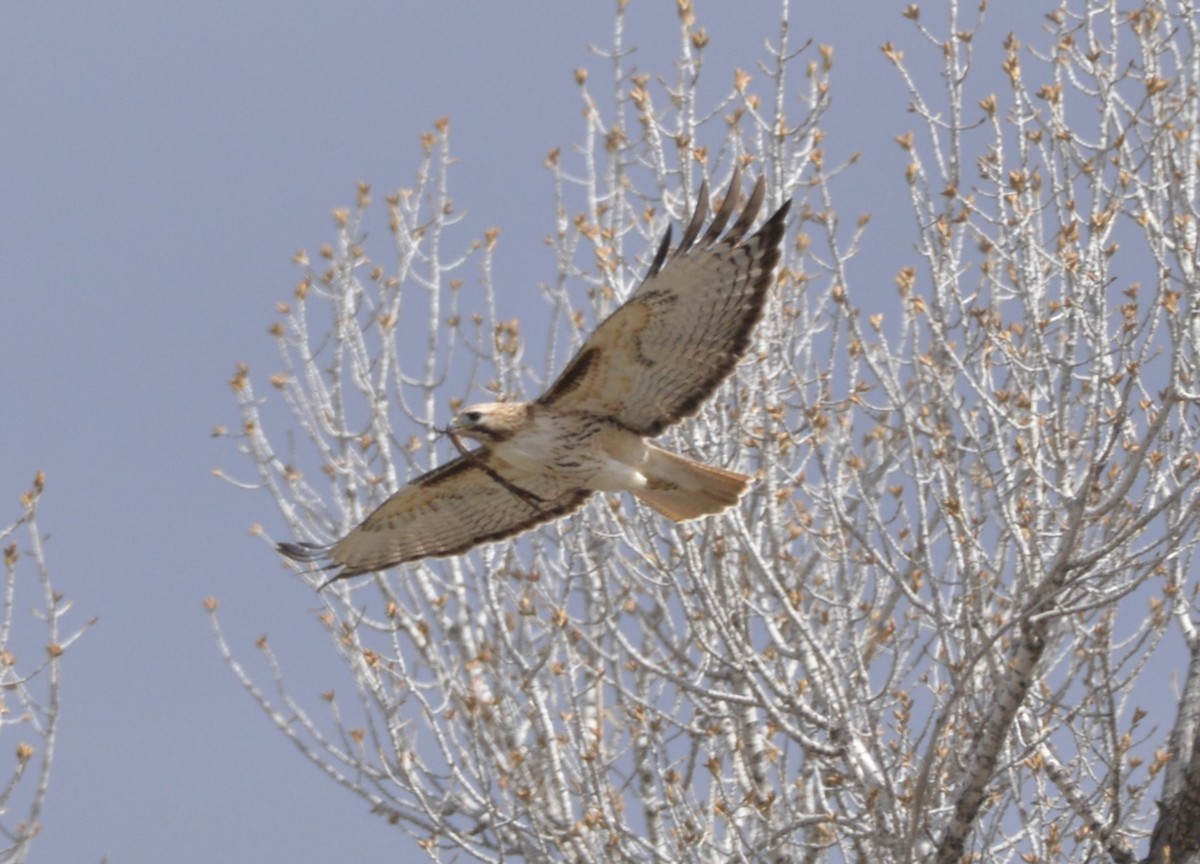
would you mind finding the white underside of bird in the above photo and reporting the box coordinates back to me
[452,405,749,523]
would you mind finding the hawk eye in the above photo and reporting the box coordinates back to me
[463,410,482,423]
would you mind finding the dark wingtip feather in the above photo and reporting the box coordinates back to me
[769,195,793,227]
[676,180,710,254]
[646,224,672,279]
[699,166,744,246]
[723,174,766,244]
[277,540,329,563]
[278,541,358,588]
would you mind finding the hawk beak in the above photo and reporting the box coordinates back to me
[448,414,467,431]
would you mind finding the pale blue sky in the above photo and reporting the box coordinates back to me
[2,2,1044,861]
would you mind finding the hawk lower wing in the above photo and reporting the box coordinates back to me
[279,452,592,581]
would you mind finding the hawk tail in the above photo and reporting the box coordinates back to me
[635,446,750,522]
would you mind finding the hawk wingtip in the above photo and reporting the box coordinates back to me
[278,540,361,587]
[277,540,328,563]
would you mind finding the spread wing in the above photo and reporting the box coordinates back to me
[536,170,791,436]
[278,452,592,582]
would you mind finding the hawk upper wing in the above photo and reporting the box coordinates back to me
[278,451,592,582]
[536,170,791,436]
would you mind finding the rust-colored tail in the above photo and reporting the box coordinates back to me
[634,445,750,522]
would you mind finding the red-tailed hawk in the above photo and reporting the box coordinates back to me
[279,171,790,582]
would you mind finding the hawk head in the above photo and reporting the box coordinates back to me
[449,402,531,445]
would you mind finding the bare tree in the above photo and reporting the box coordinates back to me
[0,474,88,864]
[216,0,1200,860]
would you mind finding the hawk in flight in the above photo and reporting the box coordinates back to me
[280,170,790,582]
